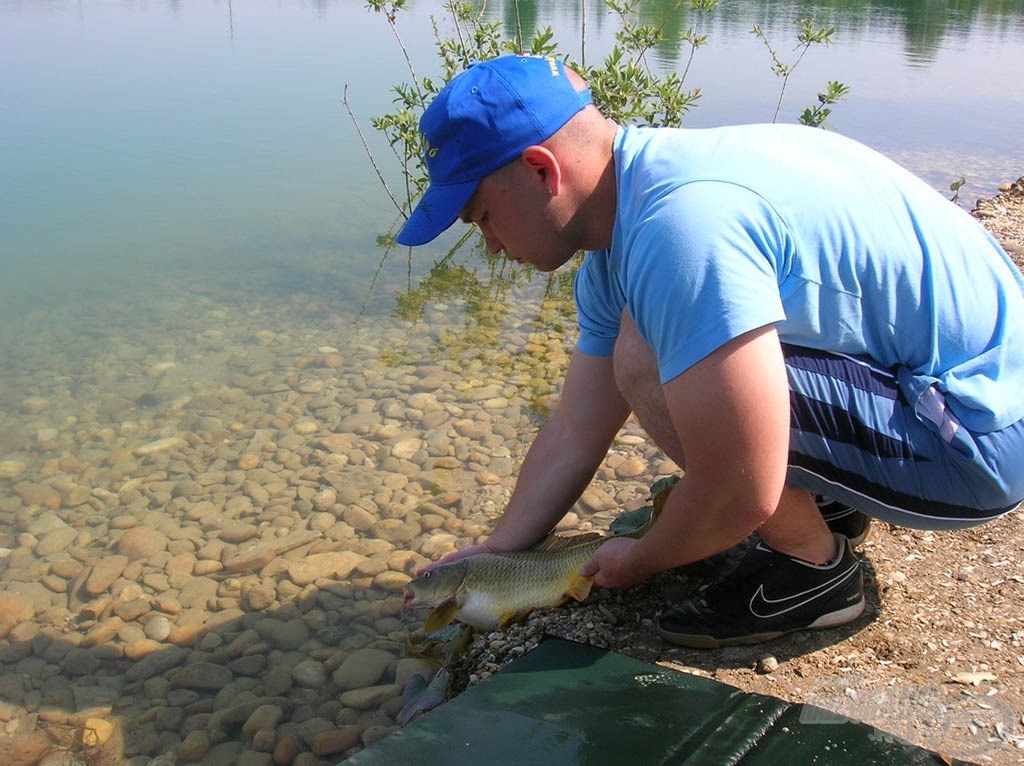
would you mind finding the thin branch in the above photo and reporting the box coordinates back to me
[384,10,421,97]
[513,0,524,51]
[580,0,587,67]
[341,84,405,217]
[449,1,469,57]
[357,236,400,322]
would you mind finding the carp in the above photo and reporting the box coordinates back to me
[403,533,605,632]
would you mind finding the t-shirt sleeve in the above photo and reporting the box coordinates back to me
[623,181,790,383]
[574,250,626,358]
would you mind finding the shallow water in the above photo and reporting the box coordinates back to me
[1,0,1024,762]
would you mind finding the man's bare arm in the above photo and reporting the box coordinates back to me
[583,325,790,586]
[485,347,632,550]
[419,348,631,573]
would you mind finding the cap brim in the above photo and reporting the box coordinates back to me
[395,178,479,246]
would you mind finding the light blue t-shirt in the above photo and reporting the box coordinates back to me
[575,124,1024,432]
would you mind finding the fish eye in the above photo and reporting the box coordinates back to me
[423,571,433,580]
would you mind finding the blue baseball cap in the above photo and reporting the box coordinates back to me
[395,54,593,247]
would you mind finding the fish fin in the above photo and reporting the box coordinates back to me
[566,571,594,602]
[497,609,534,628]
[423,598,460,634]
[530,531,605,553]
[609,476,681,538]
[608,506,655,538]
[650,475,681,513]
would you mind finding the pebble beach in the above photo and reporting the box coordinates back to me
[0,271,673,765]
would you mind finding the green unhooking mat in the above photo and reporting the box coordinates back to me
[345,637,971,765]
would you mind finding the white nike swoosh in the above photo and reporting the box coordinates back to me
[747,560,860,619]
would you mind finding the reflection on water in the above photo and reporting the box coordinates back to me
[498,0,1024,66]
[1,0,1023,762]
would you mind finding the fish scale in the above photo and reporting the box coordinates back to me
[404,536,605,631]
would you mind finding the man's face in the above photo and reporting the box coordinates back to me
[459,160,578,273]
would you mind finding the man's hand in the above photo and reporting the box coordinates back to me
[579,537,649,589]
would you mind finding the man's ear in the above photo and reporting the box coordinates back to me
[520,145,561,196]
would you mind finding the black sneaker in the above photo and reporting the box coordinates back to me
[815,495,871,546]
[657,535,865,648]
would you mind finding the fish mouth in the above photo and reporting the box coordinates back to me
[403,589,441,611]
[403,588,428,608]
